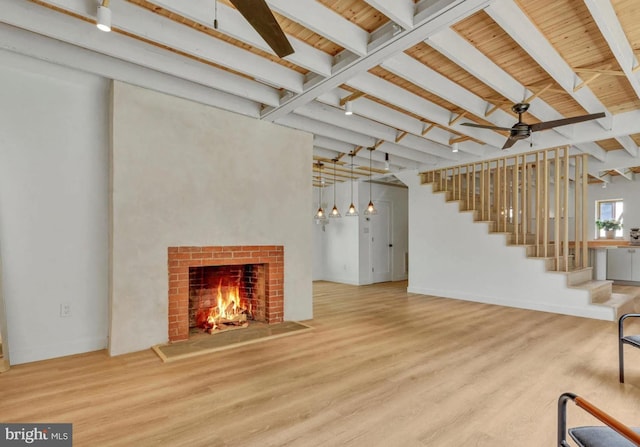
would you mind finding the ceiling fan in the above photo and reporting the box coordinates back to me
[228,0,294,58]
[461,103,605,150]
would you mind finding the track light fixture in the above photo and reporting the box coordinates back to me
[97,0,112,32]
[344,100,353,116]
[452,142,459,153]
[384,152,390,170]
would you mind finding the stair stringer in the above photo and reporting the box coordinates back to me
[405,181,615,321]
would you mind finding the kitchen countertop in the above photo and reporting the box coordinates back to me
[586,240,634,248]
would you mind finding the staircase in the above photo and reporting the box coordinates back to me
[420,147,636,319]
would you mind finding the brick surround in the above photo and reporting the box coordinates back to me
[168,246,284,342]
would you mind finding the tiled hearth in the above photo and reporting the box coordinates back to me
[168,246,284,342]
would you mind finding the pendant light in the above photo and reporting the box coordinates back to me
[314,161,328,223]
[346,152,358,217]
[364,147,377,215]
[329,158,341,218]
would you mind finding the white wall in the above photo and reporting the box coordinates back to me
[0,50,110,364]
[312,182,360,284]
[358,182,409,284]
[588,178,640,239]
[312,180,408,285]
[110,82,313,355]
[399,172,613,320]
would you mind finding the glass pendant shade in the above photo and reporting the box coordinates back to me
[364,200,377,215]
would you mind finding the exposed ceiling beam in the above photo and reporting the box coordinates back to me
[583,0,640,100]
[146,0,333,76]
[262,0,491,122]
[363,0,416,30]
[613,135,639,158]
[317,88,460,156]
[267,0,369,56]
[0,0,280,107]
[612,168,634,181]
[18,0,304,92]
[0,21,261,118]
[346,71,503,149]
[485,0,610,121]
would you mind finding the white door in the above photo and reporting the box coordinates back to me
[371,200,392,283]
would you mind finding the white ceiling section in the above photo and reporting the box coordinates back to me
[2,0,640,185]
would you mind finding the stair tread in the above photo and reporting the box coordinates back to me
[571,279,613,290]
[597,293,635,309]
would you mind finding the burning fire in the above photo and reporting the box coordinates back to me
[197,280,251,333]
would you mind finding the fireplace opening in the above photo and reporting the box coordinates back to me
[168,246,284,342]
[189,264,266,335]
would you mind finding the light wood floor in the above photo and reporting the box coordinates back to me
[2,281,640,446]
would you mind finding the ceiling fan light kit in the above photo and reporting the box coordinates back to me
[461,102,605,150]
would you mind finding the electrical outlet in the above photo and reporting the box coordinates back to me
[60,303,72,318]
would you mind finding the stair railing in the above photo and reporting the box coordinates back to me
[420,146,589,271]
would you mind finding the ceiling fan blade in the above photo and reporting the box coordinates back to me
[502,136,518,150]
[229,0,294,58]
[461,123,513,132]
[529,112,605,132]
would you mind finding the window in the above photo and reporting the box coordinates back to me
[596,199,623,238]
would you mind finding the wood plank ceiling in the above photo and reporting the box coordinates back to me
[5,0,640,185]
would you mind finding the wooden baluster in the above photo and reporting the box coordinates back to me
[490,162,494,227]
[480,162,485,220]
[574,154,583,269]
[543,150,549,259]
[472,163,477,211]
[582,154,589,268]
[515,155,520,245]
[536,152,541,257]
[466,165,470,210]
[563,147,570,272]
[522,155,528,244]
[503,159,508,233]
[554,148,560,267]
[458,166,462,202]
[495,160,501,231]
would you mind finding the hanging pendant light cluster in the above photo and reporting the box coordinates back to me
[363,147,377,215]
[314,149,381,222]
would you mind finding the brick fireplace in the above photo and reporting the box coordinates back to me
[168,246,284,342]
